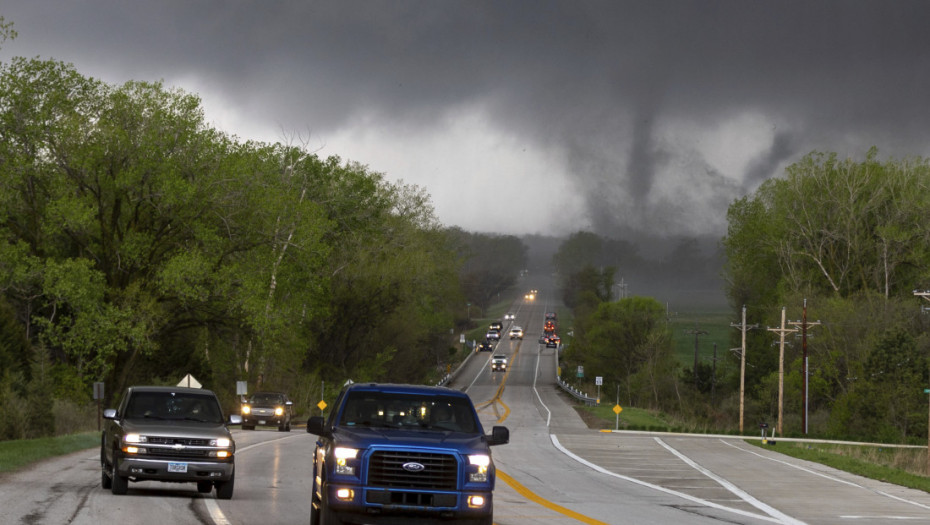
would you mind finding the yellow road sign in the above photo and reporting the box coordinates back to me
[317,400,328,411]
[613,404,622,414]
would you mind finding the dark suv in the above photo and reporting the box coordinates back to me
[307,383,509,525]
[100,386,241,499]
[241,391,293,431]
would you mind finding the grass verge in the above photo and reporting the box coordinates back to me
[0,432,99,474]
[747,440,930,493]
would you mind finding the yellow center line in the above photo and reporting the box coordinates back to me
[477,339,520,423]
[497,469,610,525]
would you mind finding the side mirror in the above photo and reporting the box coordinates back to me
[228,414,243,425]
[488,426,509,446]
[307,416,326,435]
[286,400,294,406]
[103,408,118,420]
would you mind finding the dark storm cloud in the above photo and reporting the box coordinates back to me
[3,1,930,237]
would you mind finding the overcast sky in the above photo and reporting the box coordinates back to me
[3,1,930,239]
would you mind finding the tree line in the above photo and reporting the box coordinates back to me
[0,55,524,439]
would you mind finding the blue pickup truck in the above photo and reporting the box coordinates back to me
[306,383,509,525]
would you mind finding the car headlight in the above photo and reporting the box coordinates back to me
[468,454,490,482]
[211,438,232,447]
[124,433,146,443]
[334,447,359,475]
[241,405,251,415]
[275,407,284,416]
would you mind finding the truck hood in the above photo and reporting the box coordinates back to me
[334,426,489,455]
[122,419,233,440]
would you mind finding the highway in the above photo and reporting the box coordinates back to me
[3,289,930,524]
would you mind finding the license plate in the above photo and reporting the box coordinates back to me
[258,420,266,425]
[168,462,188,473]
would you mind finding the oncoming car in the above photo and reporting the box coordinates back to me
[100,386,240,499]
[509,326,524,339]
[491,355,507,372]
[241,391,293,431]
[306,383,509,524]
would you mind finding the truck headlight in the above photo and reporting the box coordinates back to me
[468,454,490,482]
[241,405,251,415]
[124,434,147,444]
[334,447,359,475]
[275,407,284,416]
[211,438,232,447]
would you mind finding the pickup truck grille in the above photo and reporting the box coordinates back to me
[368,451,458,490]
[146,437,210,446]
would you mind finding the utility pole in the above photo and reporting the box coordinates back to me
[685,322,708,390]
[788,299,820,435]
[767,307,797,437]
[731,305,758,434]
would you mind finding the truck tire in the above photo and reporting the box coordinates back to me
[110,455,128,495]
[317,497,344,525]
[100,439,113,489]
[215,471,235,500]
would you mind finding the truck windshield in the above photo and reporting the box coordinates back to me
[338,392,479,433]
[125,392,224,423]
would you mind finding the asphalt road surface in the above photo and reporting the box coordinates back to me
[4,287,930,524]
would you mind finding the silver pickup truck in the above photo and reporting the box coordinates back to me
[100,385,242,499]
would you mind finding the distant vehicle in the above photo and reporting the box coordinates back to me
[101,386,240,499]
[489,321,504,332]
[545,312,557,320]
[486,329,501,340]
[544,320,556,334]
[509,326,524,339]
[241,391,293,431]
[504,313,515,320]
[491,355,508,372]
[524,292,535,301]
[476,340,494,352]
[546,334,560,348]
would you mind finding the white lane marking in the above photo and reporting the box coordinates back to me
[655,437,805,525]
[549,435,788,524]
[205,498,230,524]
[533,344,552,427]
[721,439,930,512]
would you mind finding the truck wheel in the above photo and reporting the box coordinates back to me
[110,455,128,495]
[100,441,112,489]
[215,471,235,500]
[317,497,344,525]
[197,481,213,493]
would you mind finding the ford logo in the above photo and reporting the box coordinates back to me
[402,462,425,472]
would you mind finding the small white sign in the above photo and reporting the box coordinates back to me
[596,376,603,386]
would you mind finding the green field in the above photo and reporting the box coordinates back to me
[667,307,734,371]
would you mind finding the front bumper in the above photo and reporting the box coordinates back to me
[116,456,234,482]
[323,483,493,523]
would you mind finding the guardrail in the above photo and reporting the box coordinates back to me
[556,376,597,406]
